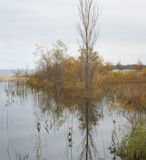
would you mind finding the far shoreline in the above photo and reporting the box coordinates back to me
[0,76,28,82]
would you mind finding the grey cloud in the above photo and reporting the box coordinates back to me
[0,0,146,68]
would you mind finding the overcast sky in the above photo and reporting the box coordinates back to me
[0,0,146,69]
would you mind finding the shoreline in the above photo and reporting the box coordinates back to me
[0,76,28,82]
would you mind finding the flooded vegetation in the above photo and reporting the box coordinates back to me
[0,82,146,160]
[1,0,146,159]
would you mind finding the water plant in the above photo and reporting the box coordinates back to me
[119,127,146,160]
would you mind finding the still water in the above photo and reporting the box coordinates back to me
[0,82,145,160]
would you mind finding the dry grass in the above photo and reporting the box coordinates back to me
[0,76,28,82]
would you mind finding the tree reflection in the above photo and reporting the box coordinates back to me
[3,82,146,160]
[77,97,103,160]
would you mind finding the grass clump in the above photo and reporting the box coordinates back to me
[119,127,146,160]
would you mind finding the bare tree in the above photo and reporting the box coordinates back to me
[78,0,99,92]
[133,60,144,71]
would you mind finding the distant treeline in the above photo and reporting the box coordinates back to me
[112,64,146,70]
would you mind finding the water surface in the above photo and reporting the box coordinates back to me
[0,82,145,160]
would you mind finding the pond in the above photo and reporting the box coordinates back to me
[0,82,146,160]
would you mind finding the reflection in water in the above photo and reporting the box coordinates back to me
[109,84,146,160]
[78,97,103,160]
[109,83,146,129]
[1,82,146,159]
[35,113,42,160]
[65,117,73,160]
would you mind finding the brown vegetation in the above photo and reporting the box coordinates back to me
[0,76,28,82]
